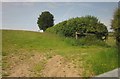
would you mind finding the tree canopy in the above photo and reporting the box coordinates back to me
[111,8,120,46]
[37,11,54,31]
[46,15,108,40]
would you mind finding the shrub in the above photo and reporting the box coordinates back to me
[46,15,108,40]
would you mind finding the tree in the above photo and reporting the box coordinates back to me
[111,8,120,46]
[37,11,54,31]
[111,3,120,67]
[96,23,108,40]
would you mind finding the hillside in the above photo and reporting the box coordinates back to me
[2,30,118,77]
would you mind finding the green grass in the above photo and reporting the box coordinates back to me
[83,47,118,76]
[2,30,119,77]
[31,60,46,77]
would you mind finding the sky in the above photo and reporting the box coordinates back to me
[1,2,119,31]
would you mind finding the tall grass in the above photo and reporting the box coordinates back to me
[63,35,109,47]
[83,48,118,76]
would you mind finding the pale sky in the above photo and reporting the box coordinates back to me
[1,1,119,31]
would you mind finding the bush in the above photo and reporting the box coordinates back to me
[46,15,108,40]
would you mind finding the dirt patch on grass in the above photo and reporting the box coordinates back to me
[42,55,80,77]
[3,52,82,77]
[10,63,31,77]
[6,53,46,77]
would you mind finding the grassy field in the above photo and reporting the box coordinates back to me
[2,30,119,77]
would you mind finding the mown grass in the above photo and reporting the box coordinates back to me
[2,30,119,77]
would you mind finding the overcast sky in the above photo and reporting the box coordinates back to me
[1,2,118,31]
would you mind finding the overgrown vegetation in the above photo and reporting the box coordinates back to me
[111,6,120,67]
[46,15,108,40]
[63,35,109,47]
[111,8,120,46]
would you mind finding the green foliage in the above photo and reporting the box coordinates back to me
[46,15,108,40]
[37,11,54,31]
[84,48,118,75]
[111,8,120,46]
[111,5,120,67]
[64,35,109,47]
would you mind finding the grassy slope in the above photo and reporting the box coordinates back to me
[2,30,118,77]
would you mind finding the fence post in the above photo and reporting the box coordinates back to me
[75,32,80,39]
[75,32,78,39]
